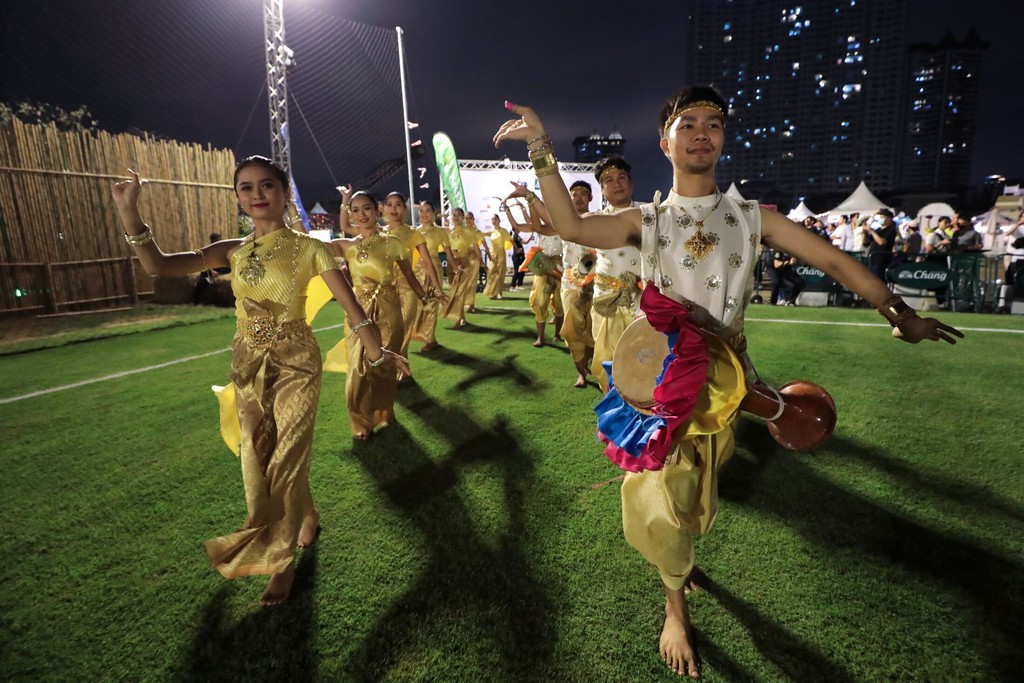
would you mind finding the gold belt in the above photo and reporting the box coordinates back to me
[595,272,634,290]
[356,278,396,302]
[238,316,308,351]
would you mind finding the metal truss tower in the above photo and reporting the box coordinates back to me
[264,0,292,173]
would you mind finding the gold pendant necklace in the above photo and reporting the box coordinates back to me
[355,232,379,262]
[674,190,723,263]
[239,231,289,286]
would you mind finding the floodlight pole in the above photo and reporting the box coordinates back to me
[265,0,292,174]
[397,26,416,219]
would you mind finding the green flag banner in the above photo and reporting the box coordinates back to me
[432,132,466,211]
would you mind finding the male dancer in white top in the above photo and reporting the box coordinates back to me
[494,86,962,678]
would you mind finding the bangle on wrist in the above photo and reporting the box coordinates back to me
[124,225,153,247]
[368,347,387,367]
[526,134,551,153]
[878,294,915,327]
[341,204,350,212]
[526,192,539,207]
[530,150,558,177]
[351,317,375,333]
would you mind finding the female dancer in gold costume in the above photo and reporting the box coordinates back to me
[483,214,512,299]
[441,207,478,329]
[112,156,406,605]
[330,191,436,439]
[413,200,457,350]
[340,187,447,377]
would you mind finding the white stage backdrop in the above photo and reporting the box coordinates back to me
[457,160,600,225]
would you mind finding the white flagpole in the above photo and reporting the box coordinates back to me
[397,26,416,223]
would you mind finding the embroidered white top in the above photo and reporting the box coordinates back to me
[639,190,762,336]
[595,202,643,305]
[538,233,563,258]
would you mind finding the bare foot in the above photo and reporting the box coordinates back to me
[421,341,438,351]
[298,508,320,548]
[533,339,544,347]
[453,319,466,330]
[552,335,563,343]
[467,306,476,313]
[260,566,295,606]
[684,566,706,595]
[353,432,370,440]
[661,586,700,678]
[573,374,587,388]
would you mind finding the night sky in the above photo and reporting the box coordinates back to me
[1,0,1020,209]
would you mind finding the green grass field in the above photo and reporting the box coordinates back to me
[1,293,1022,682]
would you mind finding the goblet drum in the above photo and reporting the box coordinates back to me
[611,315,836,451]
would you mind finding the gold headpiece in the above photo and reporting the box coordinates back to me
[662,101,726,135]
[598,166,627,183]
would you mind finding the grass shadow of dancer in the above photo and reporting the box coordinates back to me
[179,544,320,682]
[424,346,540,392]
[343,400,560,680]
[718,419,1024,679]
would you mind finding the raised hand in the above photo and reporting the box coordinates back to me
[336,184,353,204]
[111,169,144,211]
[493,101,547,149]
[504,181,532,200]
[893,315,964,344]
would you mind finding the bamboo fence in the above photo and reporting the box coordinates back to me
[0,119,236,314]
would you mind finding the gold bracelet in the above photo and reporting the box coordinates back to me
[530,151,558,177]
[123,226,153,246]
[526,135,551,153]
[877,294,915,327]
[528,143,554,158]
[526,192,539,206]
[341,204,350,212]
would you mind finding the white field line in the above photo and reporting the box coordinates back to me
[1,317,1019,405]
[480,304,1024,335]
[0,323,345,405]
[745,317,1024,334]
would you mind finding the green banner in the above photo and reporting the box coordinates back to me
[794,264,836,291]
[432,132,466,212]
[888,261,951,290]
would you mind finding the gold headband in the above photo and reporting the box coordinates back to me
[662,101,726,134]
[598,166,627,183]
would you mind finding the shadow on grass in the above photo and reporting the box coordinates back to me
[343,389,558,680]
[442,320,539,346]
[720,420,1024,679]
[701,577,858,681]
[179,544,320,681]
[423,346,540,391]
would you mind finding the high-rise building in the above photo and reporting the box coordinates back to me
[572,129,625,163]
[900,30,987,192]
[686,0,908,200]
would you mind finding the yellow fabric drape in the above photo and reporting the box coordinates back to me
[590,305,634,391]
[559,285,594,362]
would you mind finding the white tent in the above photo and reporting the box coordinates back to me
[829,181,889,217]
[787,201,815,221]
[725,182,746,201]
[310,202,329,215]
[915,202,955,221]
